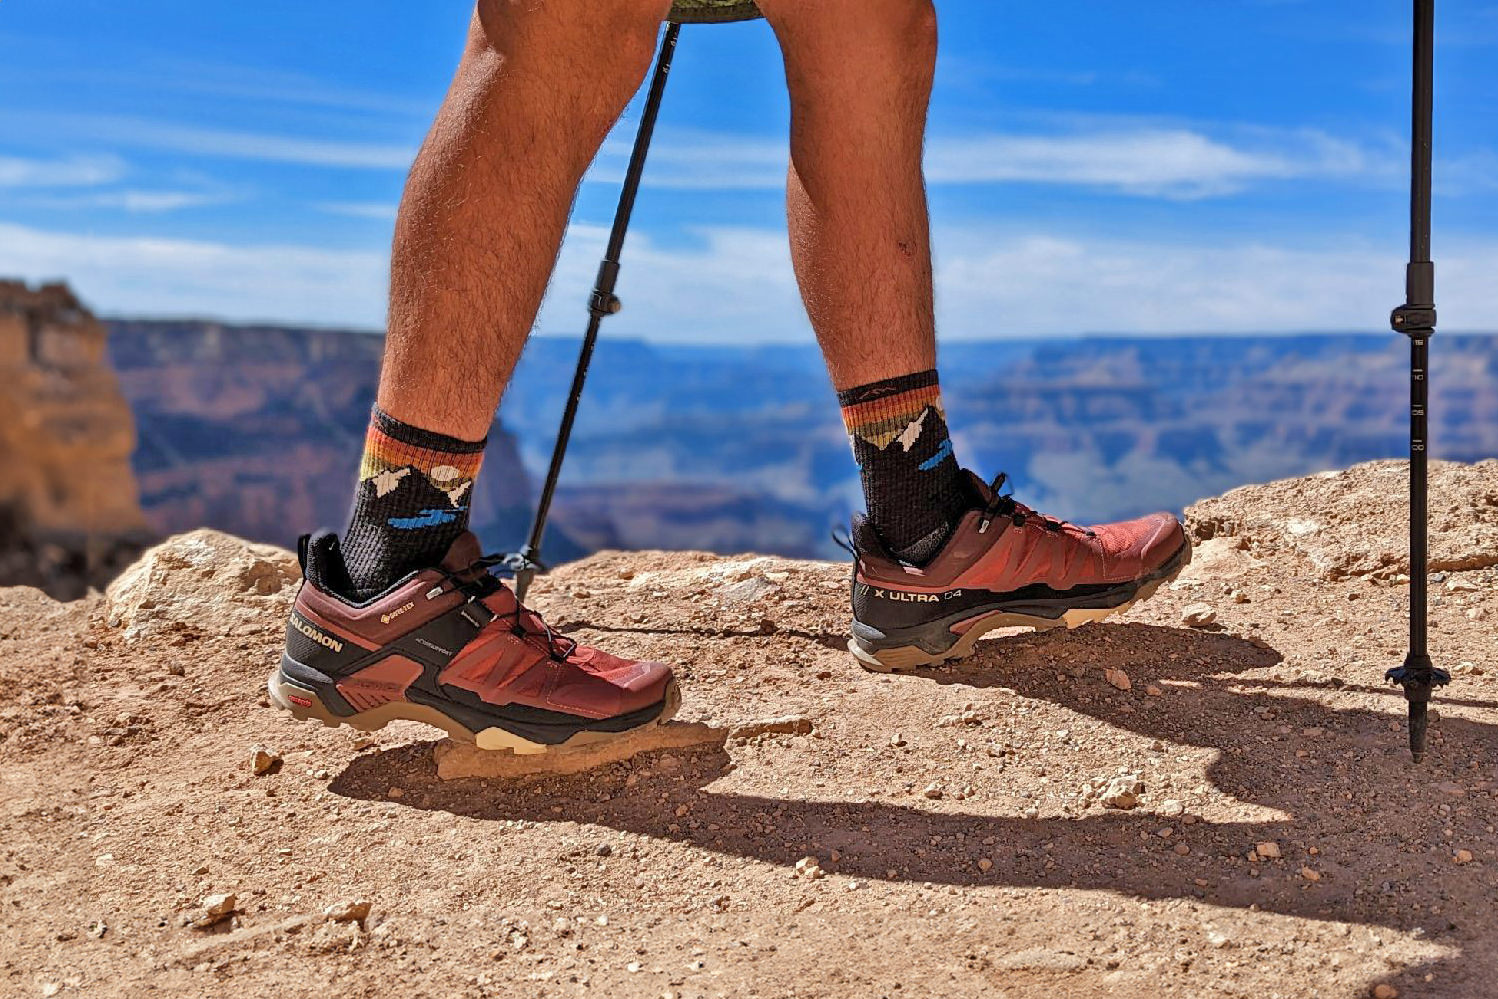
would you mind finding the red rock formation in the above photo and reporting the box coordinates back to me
[0,280,147,596]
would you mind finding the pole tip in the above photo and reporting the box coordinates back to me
[1408,701,1428,762]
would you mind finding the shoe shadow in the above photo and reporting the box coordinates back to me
[326,620,1496,998]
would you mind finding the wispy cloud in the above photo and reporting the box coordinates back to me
[591,130,787,190]
[0,153,125,187]
[5,112,416,170]
[315,201,399,220]
[4,112,1452,202]
[543,224,1498,339]
[935,54,1160,90]
[0,221,387,326]
[592,123,1392,199]
[90,116,416,169]
[924,127,1377,198]
[3,217,1493,339]
[130,59,435,117]
[24,189,231,214]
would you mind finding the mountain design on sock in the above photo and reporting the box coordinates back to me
[358,418,482,521]
[838,369,970,566]
[340,408,486,600]
[839,371,947,451]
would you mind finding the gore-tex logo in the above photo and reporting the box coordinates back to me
[290,613,343,652]
[380,601,415,625]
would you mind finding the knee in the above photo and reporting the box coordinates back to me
[471,0,672,123]
[879,1,938,84]
[764,0,937,86]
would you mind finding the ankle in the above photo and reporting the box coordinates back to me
[838,369,967,565]
[341,408,486,599]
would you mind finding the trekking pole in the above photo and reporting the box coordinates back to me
[1386,0,1448,762]
[506,21,682,602]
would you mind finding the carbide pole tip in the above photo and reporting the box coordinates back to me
[1408,701,1428,762]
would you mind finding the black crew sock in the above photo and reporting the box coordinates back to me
[340,407,486,600]
[838,369,970,565]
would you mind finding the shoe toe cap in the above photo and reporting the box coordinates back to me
[1139,512,1188,569]
[552,649,675,717]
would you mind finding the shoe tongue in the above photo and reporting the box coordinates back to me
[438,531,484,572]
[962,470,994,507]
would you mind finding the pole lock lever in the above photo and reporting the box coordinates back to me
[1391,304,1436,334]
[589,291,623,318]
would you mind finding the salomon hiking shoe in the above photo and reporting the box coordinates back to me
[269,530,679,754]
[848,473,1191,672]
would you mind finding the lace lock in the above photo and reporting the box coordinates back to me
[458,599,495,629]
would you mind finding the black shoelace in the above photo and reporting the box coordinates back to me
[978,473,1095,538]
[428,554,578,659]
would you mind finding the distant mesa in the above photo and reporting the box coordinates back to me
[0,279,149,598]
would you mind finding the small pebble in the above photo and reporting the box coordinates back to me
[324,899,372,924]
[250,746,281,776]
[795,857,825,880]
[1181,603,1218,628]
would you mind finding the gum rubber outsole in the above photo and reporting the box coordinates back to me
[849,547,1192,674]
[267,670,682,756]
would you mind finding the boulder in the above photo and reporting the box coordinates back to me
[1186,459,1498,580]
[105,529,299,639]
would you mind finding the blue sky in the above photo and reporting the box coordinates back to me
[1,1,1495,341]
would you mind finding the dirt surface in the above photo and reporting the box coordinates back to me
[4,460,1497,999]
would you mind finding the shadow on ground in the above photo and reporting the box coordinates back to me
[329,622,1495,998]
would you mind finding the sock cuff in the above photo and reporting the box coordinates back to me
[371,407,487,453]
[361,408,486,481]
[838,369,945,447]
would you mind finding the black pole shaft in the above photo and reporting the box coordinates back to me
[513,22,681,601]
[1410,0,1434,269]
[1388,0,1446,762]
[1407,0,1434,676]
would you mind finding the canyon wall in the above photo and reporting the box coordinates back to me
[0,280,147,597]
[107,319,538,556]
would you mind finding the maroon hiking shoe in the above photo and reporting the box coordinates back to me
[848,472,1191,672]
[269,530,678,753]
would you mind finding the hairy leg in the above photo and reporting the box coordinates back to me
[755,0,939,391]
[379,0,673,441]
[340,0,669,595]
[756,0,965,564]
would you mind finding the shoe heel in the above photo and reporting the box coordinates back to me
[848,637,946,673]
[267,665,344,729]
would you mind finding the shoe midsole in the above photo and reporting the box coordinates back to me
[276,654,668,745]
[852,541,1190,656]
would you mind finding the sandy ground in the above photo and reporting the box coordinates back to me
[3,460,1496,999]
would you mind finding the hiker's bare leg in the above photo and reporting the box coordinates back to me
[378,0,672,441]
[757,0,938,392]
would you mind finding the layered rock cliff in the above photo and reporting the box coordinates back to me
[107,319,537,555]
[0,280,147,597]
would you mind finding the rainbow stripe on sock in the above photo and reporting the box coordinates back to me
[357,410,484,502]
[838,370,945,451]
